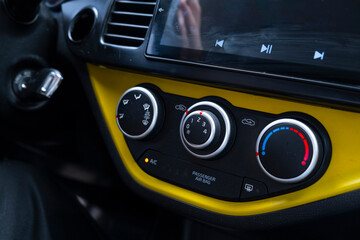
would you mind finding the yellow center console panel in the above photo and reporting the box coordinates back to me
[88,63,360,216]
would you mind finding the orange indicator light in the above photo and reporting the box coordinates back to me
[145,158,149,163]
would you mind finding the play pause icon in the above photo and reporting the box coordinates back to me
[260,44,273,54]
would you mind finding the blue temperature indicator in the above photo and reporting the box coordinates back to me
[261,126,292,156]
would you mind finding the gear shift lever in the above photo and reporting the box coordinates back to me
[13,68,63,102]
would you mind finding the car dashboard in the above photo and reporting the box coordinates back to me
[1,0,360,236]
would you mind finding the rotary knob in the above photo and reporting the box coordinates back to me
[256,119,322,183]
[116,86,163,140]
[182,110,221,150]
[180,101,234,159]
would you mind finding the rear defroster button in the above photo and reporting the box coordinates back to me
[240,178,268,200]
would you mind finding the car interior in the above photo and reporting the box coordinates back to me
[1,0,360,239]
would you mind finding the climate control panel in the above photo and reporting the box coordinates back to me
[115,85,331,201]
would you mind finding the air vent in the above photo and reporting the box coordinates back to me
[103,0,157,47]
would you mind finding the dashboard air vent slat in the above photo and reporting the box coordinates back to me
[103,0,157,47]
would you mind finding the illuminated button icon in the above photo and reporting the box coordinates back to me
[314,51,325,60]
[241,118,256,127]
[134,93,142,100]
[123,99,129,105]
[144,110,151,120]
[150,159,158,165]
[143,103,150,111]
[118,113,124,119]
[260,44,273,54]
[175,104,187,112]
[145,157,157,165]
[215,39,224,48]
[244,183,254,193]
[158,8,164,13]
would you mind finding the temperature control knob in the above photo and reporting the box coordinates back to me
[180,101,234,159]
[256,119,322,183]
[116,86,163,140]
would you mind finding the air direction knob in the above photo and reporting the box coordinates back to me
[116,86,163,140]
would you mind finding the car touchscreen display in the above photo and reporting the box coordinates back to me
[146,0,360,82]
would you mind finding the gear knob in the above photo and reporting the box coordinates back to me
[13,68,63,101]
